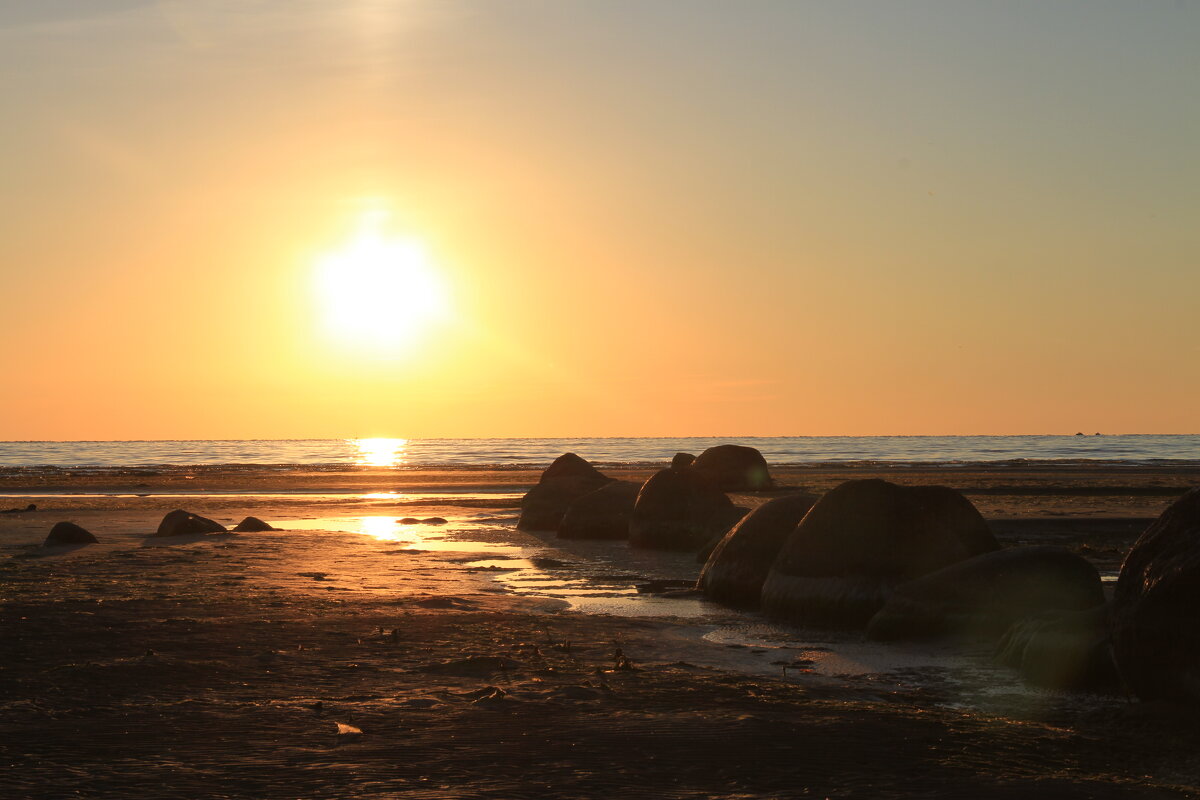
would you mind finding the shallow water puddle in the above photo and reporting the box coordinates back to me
[272,516,527,559]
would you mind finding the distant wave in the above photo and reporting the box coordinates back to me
[0,435,1196,469]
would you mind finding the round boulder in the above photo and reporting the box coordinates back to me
[761,479,998,628]
[691,445,772,491]
[699,492,820,608]
[233,516,276,532]
[629,467,746,551]
[155,509,227,537]
[43,521,98,546]
[517,453,612,532]
[866,546,1105,641]
[558,481,640,540]
[671,452,697,469]
[995,605,1118,691]
[1112,488,1200,703]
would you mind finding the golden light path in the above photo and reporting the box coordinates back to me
[353,437,408,467]
[313,217,450,354]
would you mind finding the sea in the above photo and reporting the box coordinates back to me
[0,435,1197,469]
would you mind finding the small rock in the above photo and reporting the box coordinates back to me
[154,509,226,537]
[43,521,98,546]
[233,516,276,532]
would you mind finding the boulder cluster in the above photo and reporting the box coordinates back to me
[521,451,1200,701]
[695,476,1118,691]
[38,510,280,548]
[517,445,776,552]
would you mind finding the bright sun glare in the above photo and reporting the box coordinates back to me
[313,218,449,353]
[353,437,407,467]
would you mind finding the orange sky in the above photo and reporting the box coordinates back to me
[2,2,1198,439]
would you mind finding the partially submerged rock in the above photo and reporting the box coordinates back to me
[1112,488,1200,702]
[628,466,745,551]
[154,509,226,537]
[761,479,998,628]
[43,521,98,546]
[699,493,820,608]
[671,452,697,469]
[517,453,612,531]
[558,480,640,540]
[866,546,1104,641]
[232,516,276,532]
[995,605,1118,691]
[692,445,773,491]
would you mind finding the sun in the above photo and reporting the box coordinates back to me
[313,220,450,353]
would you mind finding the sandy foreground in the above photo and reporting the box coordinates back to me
[3,464,1200,799]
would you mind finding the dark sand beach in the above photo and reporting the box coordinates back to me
[4,464,1200,798]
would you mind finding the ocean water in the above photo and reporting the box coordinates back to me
[0,435,1196,469]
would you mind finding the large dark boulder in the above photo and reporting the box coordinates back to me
[761,479,998,628]
[541,452,607,483]
[517,453,612,532]
[866,546,1104,641]
[995,605,1118,691]
[155,509,226,537]
[629,467,745,551]
[558,481,640,540]
[698,493,820,608]
[43,521,98,546]
[1112,488,1200,703]
[233,516,276,532]
[691,445,773,491]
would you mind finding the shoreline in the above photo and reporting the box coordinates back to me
[3,464,1199,797]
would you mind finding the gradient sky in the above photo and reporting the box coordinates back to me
[2,1,1197,439]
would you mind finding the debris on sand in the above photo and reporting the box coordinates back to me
[415,656,522,676]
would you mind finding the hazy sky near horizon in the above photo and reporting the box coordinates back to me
[2,1,1197,439]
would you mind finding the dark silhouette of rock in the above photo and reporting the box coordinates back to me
[866,546,1104,641]
[671,452,697,469]
[154,509,226,537]
[691,444,773,491]
[558,481,640,540]
[761,479,998,628]
[422,517,447,525]
[1,503,36,514]
[43,521,97,546]
[629,466,746,551]
[699,493,820,608]
[1112,488,1200,702]
[517,453,612,531]
[995,605,1118,691]
[398,518,421,524]
[233,516,276,532]
[541,452,607,483]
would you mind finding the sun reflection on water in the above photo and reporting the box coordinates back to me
[360,515,409,540]
[353,437,407,467]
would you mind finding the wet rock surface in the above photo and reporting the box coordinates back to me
[558,480,640,540]
[1113,488,1200,702]
[517,453,612,532]
[699,493,820,608]
[996,604,1118,691]
[762,479,998,628]
[628,466,745,551]
[866,546,1104,642]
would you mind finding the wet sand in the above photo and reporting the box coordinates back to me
[3,465,1200,798]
